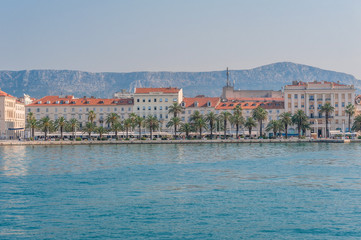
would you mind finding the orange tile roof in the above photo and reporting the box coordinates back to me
[227,97,284,102]
[135,87,180,94]
[0,89,16,98]
[286,81,348,87]
[183,97,220,108]
[216,99,284,110]
[27,96,134,107]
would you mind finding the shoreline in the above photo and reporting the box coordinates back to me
[0,138,356,146]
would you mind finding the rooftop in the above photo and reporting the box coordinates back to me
[182,97,220,108]
[135,87,181,94]
[27,96,134,107]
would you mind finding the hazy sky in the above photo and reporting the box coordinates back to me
[1,0,361,77]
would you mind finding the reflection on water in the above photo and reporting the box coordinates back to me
[1,143,361,239]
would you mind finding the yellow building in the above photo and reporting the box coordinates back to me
[284,81,356,137]
[0,89,25,139]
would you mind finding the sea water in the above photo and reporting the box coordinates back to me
[1,143,361,239]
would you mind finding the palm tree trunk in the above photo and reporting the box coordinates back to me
[298,123,301,139]
[60,127,63,140]
[174,125,177,139]
[249,127,251,137]
[199,128,202,139]
[115,130,118,140]
[32,127,35,140]
[260,120,263,137]
[285,124,288,139]
[126,128,129,139]
[88,132,91,139]
[273,130,276,139]
[326,114,329,138]
[210,122,213,139]
[224,120,227,139]
[138,125,141,139]
[349,114,351,132]
[150,128,153,139]
[236,124,239,138]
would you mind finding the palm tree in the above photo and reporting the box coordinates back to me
[37,116,54,140]
[106,112,119,129]
[145,115,159,139]
[190,110,202,122]
[166,117,181,139]
[123,118,132,139]
[96,126,107,139]
[252,106,268,138]
[205,112,217,139]
[83,122,96,139]
[280,112,292,139]
[54,116,67,140]
[220,111,232,139]
[266,120,282,139]
[346,104,356,132]
[292,110,308,138]
[230,105,244,138]
[26,112,36,140]
[319,102,335,138]
[168,102,183,118]
[244,117,257,137]
[194,116,207,139]
[129,113,138,132]
[112,120,123,140]
[352,114,361,132]
[87,110,96,124]
[68,118,79,140]
[135,116,144,139]
[180,123,192,139]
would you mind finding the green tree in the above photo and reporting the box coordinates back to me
[180,123,193,139]
[145,115,159,139]
[230,105,244,138]
[54,116,67,140]
[166,117,181,139]
[266,120,283,139]
[87,110,96,124]
[346,104,356,132]
[96,126,107,139]
[319,102,335,138]
[168,102,183,118]
[68,118,79,140]
[26,112,37,140]
[123,118,132,139]
[190,110,202,122]
[106,112,119,129]
[252,106,268,138]
[280,112,292,139]
[352,114,361,132]
[112,120,124,140]
[37,116,54,140]
[135,116,144,140]
[194,115,207,139]
[292,110,308,138]
[220,111,232,139]
[83,122,96,139]
[244,117,257,137]
[205,112,218,139]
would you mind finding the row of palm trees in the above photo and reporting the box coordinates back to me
[26,102,359,140]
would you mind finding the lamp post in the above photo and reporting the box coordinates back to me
[342,120,345,140]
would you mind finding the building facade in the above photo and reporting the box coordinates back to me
[26,95,133,129]
[284,81,356,136]
[0,89,25,139]
[180,97,220,122]
[133,87,183,128]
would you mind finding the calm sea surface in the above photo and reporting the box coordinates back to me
[1,143,361,239]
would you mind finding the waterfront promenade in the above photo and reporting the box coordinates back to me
[0,138,354,146]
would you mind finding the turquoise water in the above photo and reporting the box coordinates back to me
[1,143,361,239]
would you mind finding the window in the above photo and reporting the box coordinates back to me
[159,98,163,102]
[154,98,157,102]
[165,98,168,102]
[137,99,140,102]
[37,108,40,112]
[188,110,191,114]
[114,108,117,111]
[160,106,163,110]
[166,114,168,119]
[173,98,177,102]
[79,115,82,120]
[165,106,168,110]
[342,102,345,107]
[121,107,124,111]
[107,108,110,112]
[128,107,131,111]
[72,108,75,112]
[154,106,157,110]
[160,114,163,119]
[64,108,67,112]
[301,94,304,99]
[335,103,338,107]
[137,107,140,111]
[79,108,82,112]
[28,109,31,112]
[100,108,103,112]
[294,94,298,99]
[142,106,145,110]
[143,99,145,102]
[148,99,151,102]
[148,106,151,110]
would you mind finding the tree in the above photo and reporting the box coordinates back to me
[123,118,132,139]
[168,102,183,118]
[352,114,361,132]
[87,110,96,124]
[346,104,356,132]
[112,120,124,140]
[292,110,308,138]
[319,102,335,138]
[129,113,138,132]
[244,117,257,137]
[266,120,282,139]
[83,122,96,139]
[190,110,202,122]
[37,116,54,140]
[26,112,37,140]
[135,116,144,139]
[166,117,181,139]
[68,118,79,140]
[106,113,119,129]
[252,106,268,138]
[220,111,232,138]
[230,105,244,138]
[96,126,107,139]
[54,116,67,140]
[145,115,159,139]
[205,112,218,139]
[193,115,207,139]
[280,112,292,139]
[180,123,192,139]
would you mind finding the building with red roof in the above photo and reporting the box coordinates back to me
[0,89,25,139]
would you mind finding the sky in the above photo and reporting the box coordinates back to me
[0,0,361,78]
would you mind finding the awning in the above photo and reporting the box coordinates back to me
[8,128,25,130]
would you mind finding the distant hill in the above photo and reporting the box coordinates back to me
[0,62,360,98]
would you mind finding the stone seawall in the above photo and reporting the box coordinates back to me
[0,138,355,146]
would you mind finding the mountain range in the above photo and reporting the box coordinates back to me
[0,62,360,99]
